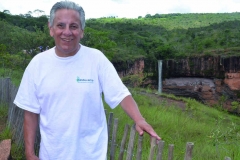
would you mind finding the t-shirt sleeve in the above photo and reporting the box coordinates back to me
[98,54,131,109]
[13,67,41,114]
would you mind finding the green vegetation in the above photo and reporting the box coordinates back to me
[10,144,25,160]
[1,11,240,82]
[0,126,12,140]
[0,10,48,31]
[0,104,8,119]
[1,12,240,62]
[104,89,240,160]
[0,104,8,136]
[0,67,24,86]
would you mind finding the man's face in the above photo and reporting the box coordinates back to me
[49,9,84,57]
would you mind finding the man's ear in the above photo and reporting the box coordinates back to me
[80,30,84,39]
[48,22,54,37]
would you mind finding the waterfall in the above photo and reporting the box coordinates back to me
[158,60,162,93]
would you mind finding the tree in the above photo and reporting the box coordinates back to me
[3,10,11,14]
[34,9,45,17]
[22,11,32,18]
[145,14,151,18]
[0,12,6,19]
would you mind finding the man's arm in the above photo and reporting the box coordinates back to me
[120,95,161,140]
[24,110,39,160]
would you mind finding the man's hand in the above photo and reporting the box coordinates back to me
[120,95,161,140]
[135,119,161,140]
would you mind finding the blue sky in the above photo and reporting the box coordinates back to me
[1,0,240,19]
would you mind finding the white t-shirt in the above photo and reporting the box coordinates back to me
[14,44,130,160]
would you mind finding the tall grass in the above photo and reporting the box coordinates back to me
[104,88,240,160]
[0,104,8,119]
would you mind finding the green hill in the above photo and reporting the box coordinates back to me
[1,11,240,75]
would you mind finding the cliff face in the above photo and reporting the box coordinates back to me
[113,58,144,78]
[163,56,240,78]
[113,56,240,114]
[162,56,240,113]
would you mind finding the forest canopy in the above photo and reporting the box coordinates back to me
[1,11,240,74]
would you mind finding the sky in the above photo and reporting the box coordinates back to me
[1,0,240,19]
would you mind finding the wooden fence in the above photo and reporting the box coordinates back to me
[0,78,41,154]
[106,112,194,160]
[0,78,232,160]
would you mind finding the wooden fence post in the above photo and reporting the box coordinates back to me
[126,124,136,160]
[0,78,2,103]
[107,112,113,158]
[148,137,156,160]
[108,112,114,138]
[156,140,165,160]
[184,142,194,160]
[168,144,174,160]
[0,78,10,104]
[118,124,130,160]
[6,77,10,105]
[110,118,118,160]
[136,135,143,160]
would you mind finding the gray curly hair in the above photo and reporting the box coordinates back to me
[49,1,85,30]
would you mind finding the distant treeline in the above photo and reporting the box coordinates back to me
[1,11,240,77]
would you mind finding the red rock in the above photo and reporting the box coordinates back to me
[224,73,240,90]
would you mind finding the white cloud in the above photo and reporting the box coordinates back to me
[1,0,240,19]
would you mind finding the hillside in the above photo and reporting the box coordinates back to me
[85,13,240,61]
[1,12,240,78]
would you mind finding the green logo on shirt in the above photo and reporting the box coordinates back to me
[76,76,94,83]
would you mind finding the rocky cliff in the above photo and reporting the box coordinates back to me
[162,56,240,114]
[114,56,240,114]
[163,56,240,78]
[113,58,144,78]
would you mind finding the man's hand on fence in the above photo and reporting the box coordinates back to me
[120,95,161,141]
[135,120,161,141]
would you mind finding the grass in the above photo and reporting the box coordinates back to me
[104,88,240,160]
[0,104,8,138]
[0,126,12,140]
[0,104,8,119]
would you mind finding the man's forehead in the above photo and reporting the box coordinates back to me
[55,9,80,18]
[54,9,81,23]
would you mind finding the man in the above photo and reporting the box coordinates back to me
[14,1,160,159]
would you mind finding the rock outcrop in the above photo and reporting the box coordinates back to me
[162,78,237,109]
[114,58,144,78]
[224,73,240,90]
[113,56,240,113]
[161,56,240,113]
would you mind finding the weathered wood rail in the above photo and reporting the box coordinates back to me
[0,78,232,159]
